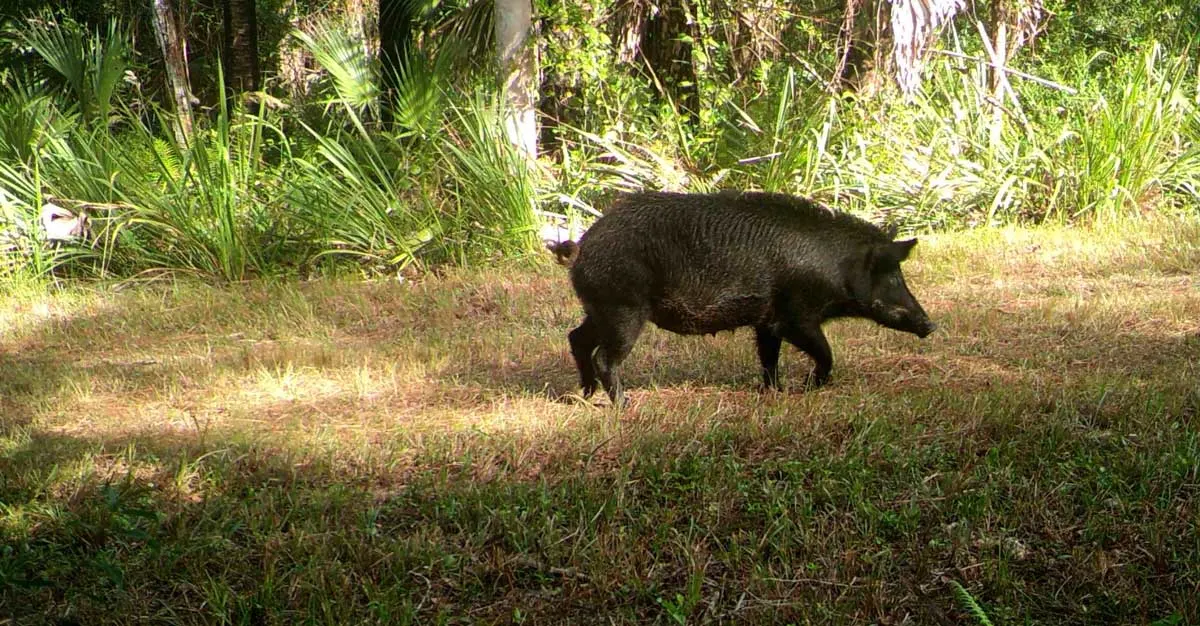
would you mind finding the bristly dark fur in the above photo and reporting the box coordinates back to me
[561,190,936,407]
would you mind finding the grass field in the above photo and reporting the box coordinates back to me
[2,217,1199,625]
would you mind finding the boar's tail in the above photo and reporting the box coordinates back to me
[547,240,580,267]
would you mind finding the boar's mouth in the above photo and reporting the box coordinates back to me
[870,301,936,338]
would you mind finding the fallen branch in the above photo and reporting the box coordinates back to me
[930,48,1078,94]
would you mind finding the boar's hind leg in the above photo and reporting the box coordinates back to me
[592,308,647,408]
[754,326,783,390]
[782,324,833,389]
[568,317,600,398]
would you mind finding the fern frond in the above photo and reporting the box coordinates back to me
[949,579,996,626]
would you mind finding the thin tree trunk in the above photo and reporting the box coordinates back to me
[988,0,1006,95]
[222,0,260,94]
[641,1,698,125]
[152,0,194,144]
[833,0,888,94]
[833,0,864,89]
[495,0,538,158]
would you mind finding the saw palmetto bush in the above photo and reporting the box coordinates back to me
[111,82,288,282]
[292,17,380,121]
[433,91,542,261]
[717,67,843,198]
[5,11,130,129]
[3,1,1198,284]
[289,108,441,274]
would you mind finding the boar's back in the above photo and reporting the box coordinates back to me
[569,191,889,335]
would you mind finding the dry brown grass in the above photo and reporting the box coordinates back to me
[2,216,1199,624]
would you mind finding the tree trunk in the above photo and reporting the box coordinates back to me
[833,0,864,89]
[727,0,783,87]
[222,0,260,95]
[988,0,1007,95]
[494,0,538,158]
[152,0,194,144]
[640,1,699,125]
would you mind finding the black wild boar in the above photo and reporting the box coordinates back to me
[560,190,936,406]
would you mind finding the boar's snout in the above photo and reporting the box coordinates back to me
[868,298,936,339]
[865,238,937,340]
[896,305,936,339]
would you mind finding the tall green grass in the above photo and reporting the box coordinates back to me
[0,157,73,282]
[291,106,439,274]
[721,67,842,197]
[1,11,1196,285]
[0,14,547,282]
[111,77,285,281]
[0,71,293,281]
[1068,44,1200,220]
[770,43,1200,228]
[434,92,541,260]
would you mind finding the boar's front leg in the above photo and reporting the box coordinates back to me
[568,316,600,398]
[782,324,833,389]
[754,326,783,390]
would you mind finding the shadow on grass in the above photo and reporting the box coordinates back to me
[2,266,1200,624]
[4,376,1200,625]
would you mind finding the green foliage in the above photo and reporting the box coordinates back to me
[1,0,1198,284]
[386,44,456,135]
[1065,44,1200,220]
[433,92,541,260]
[293,18,380,120]
[721,67,841,196]
[6,11,129,127]
[292,106,439,274]
[1041,0,1200,63]
[949,580,997,626]
[0,79,70,165]
[0,162,70,281]
[113,82,274,281]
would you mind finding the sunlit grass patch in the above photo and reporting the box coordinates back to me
[1,217,1199,624]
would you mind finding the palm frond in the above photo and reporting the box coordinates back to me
[386,43,455,134]
[430,0,494,60]
[15,11,88,111]
[89,18,131,126]
[0,79,67,164]
[890,0,965,95]
[13,11,129,126]
[435,91,541,257]
[293,20,379,117]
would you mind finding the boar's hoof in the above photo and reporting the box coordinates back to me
[803,371,831,390]
[597,396,629,411]
[555,392,593,406]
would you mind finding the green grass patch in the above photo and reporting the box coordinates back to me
[2,217,1199,624]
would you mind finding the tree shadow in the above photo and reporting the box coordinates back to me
[3,270,1200,625]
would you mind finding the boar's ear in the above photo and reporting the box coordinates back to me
[878,238,918,265]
